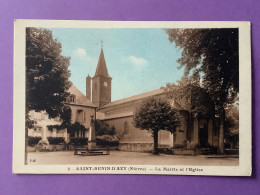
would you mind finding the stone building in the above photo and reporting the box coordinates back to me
[88,48,221,153]
[28,83,96,142]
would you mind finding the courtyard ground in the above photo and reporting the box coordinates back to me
[27,151,239,166]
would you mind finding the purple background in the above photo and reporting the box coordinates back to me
[0,0,259,194]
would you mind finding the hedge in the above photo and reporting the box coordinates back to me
[69,137,88,146]
[47,137,65,145]
[96,138,119,147]
[28,136,41,147]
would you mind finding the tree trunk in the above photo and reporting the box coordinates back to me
[25,127,28,165]
[218,110,225,154]
[153,130,159,155]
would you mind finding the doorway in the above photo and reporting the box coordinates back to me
[199,120,208,147]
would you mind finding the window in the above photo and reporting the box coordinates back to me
[77,110,84,123]
[34,127,42,132]
[68,94,76,103]
[124,121,129,134]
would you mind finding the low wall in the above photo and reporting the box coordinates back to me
[48,144,64,151]
[28,144,65,152]
[119,143,153,152]
[68,145,88,150]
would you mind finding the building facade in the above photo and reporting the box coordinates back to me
[87,48,222,153]
[28,84,96,142]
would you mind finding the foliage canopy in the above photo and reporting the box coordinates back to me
[133,97,181,132]
[26,27,71,119]
[166,28,238,113]
[133,97,181,154]
[165,76,215,118]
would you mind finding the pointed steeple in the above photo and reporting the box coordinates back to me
[94,48,110,77]
[92,43,112,108]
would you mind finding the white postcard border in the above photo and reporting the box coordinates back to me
[13,20,251,176]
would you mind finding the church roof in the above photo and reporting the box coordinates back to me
[67,84,97,108]
[97,111,133,120]
[99,88,186,111]
[94,49,110,77]
[100,88,165,109]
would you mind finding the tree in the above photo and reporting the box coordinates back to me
[25,28,71,164]
[95,120,116,136]
[47,106,72,131]
[225,104,239,148]
[133,97,181,155]
[166,28,239,153]
[26,28,71,117]
[165,76,215,142]
[67,122,87,138]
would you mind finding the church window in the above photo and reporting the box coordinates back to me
[84,111,87,122]
[124,121,129,134]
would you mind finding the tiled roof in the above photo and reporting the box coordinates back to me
[97,111,133,120]
[100,88,165,109]
[67,84,97,107]
[99,88,186,111]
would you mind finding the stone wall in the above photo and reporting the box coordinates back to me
[104,116,174,150]
[104,116,154,144]
[119,143,153,152]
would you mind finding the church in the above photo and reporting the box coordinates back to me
[85,48,222,154]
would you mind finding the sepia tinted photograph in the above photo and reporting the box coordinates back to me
[13,20,251,175]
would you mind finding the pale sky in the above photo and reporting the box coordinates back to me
[50,28,184,101]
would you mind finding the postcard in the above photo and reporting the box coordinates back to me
[13,20,251,176]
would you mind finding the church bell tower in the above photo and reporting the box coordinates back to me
[92,45,112,108]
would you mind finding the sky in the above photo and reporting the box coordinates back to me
[50,28,184,101]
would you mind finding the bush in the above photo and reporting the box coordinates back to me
[95,120,116,136]
[96,135,119,147]
[28,136,41,147]
[47,137,65,145]
[69,137,88,146]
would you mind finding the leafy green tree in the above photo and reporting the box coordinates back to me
[225,104,239,148]
[166,28,238,153]
[133,97,181,155]
[165,76,215,142]
[25,28,71,164]
[47,106,72,131]
[26,27,71,117]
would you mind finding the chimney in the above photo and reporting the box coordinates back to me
[86,75,91,101]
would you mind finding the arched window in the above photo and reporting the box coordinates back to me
[124,121,129,134]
